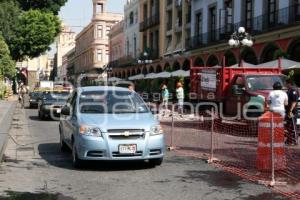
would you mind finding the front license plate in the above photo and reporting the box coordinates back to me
[119,144,137,154]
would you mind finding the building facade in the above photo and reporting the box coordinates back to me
[74,0,123,77]
[109,20,125,62]
[56,23,76,81]
[124,0,140,59]
[16,55,53,90]
[112,0,300,79]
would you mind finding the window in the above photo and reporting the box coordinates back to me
[106,50,109,62]
[106,26,111,37]
[133,36,137,58]
[225,0,233,32]
[195,12,202,36]
[97,49,102,61]
[129,12,134,25]
[97,25,103,38]
[268,0,277,25]
[245,0,253,29]
[209,6,217,41]
[126,39,130,56]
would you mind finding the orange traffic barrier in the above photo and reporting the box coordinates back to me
[256,111,286,171]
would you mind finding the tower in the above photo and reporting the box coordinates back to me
[93,0,106,16]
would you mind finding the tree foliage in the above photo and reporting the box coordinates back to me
[0,0,21,43]
[16,0,67,15]
[0,34,16,79]
[10,10,61,61]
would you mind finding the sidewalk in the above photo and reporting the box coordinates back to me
[0,99,17,162]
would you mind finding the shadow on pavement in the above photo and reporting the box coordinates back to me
[0,191,74,200]
[38,143,156,171]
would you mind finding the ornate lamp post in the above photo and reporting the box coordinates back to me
[138,52,153,75]
[228,27,253,66]
[105,65,113,82]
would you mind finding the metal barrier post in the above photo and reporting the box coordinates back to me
[207,107,218,163]
[168,104,176,151]
[270,112,275,186]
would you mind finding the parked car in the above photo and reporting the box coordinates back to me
[59,86,165,168]
[29,91,42,108]
[38,90,70,120]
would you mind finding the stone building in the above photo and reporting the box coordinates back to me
[74,0,123,79]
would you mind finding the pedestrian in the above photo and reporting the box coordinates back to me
[161,84,169,116]
[176,82,184,117]
[128,84,135,92]
[267,81,288,118]
[18,83,27,109]
[285,79,299,145]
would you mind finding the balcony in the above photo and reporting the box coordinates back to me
[139,13,160,32]
[109,56,136,69]
[186,4,300,51]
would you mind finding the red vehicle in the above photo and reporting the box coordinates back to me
[190,65,286,117]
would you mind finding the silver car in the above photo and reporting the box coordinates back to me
[59,86,165,168]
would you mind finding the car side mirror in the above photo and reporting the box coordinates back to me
[232,85,244,96]
[61,106,70,116]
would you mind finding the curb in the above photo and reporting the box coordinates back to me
[0,101,17,163]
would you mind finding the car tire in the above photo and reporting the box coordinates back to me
[149,158,163,167]
[72,142,82,169]
[59,129,68,152]
[39,111,45,120]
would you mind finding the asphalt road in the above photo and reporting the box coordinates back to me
[0,107,289,200]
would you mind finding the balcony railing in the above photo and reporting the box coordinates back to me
[167,22,172,31]
[139,13,160,32]
[186,4,300,50]
[109,56,136,69]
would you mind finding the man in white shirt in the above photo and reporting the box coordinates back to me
[267,82,288,118]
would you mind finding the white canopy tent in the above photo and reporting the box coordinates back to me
[154,72,171,78]
[229,62,257,68]
[171,70,190,77]
[128,74,144,80]
[259,58,300,69]
[145,73,157,79]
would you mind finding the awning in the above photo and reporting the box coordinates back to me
[154,72,171,78]
[259,58,300,69]
[128,74,144,80]
[171,70,190,77]
[145,73,157,79]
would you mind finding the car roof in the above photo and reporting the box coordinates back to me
[77,86,131,93]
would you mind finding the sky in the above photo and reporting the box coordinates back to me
[49,0,127,55]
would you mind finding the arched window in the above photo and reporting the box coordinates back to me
[182,59,190,71]
[206,55,219,67]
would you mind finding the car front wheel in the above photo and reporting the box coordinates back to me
[149,158,163,167]
[72,142,82,168]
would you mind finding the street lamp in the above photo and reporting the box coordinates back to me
[138,51,153,75]
[228,27,253,66]
[105,65,113,82]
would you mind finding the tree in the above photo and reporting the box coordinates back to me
[0,34,16,79]
[0,0,21,43]
[16,0,67,15]
[10,10,61,61]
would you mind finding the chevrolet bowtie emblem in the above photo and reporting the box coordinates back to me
[123,131,130,137]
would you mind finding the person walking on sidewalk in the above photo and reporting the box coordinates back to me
[161,84,169,116]
[18,83,27,109]
[267,81,288,118]
[285,79,299,145]
[176,82,184,117]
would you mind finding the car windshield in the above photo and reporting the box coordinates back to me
[43,91,70,100]
[79,91,150,114]
[246,75,286,91]
[31,92,41,98]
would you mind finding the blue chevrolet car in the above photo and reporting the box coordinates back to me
[59,86,165,168]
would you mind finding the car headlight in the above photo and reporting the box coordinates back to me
[150,125,163,136]
[79,125,102,137]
